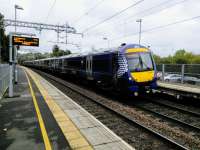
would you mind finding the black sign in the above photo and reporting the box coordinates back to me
[12,36,39,46]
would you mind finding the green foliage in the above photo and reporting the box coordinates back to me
[0,13,9,62]
[153,54,161,64]
[18,52,49,64]
[18,45,71,64]
[51,45,71,57]
[154,49,200,64]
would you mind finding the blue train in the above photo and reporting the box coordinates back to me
[24,43,157,95]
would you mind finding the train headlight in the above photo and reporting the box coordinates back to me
[129,77,132,80]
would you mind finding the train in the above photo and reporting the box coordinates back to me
[24,43,157,96]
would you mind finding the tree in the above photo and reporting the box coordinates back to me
[51,45,60,57]
[173,49,188,64]
[51,45,71,57]
[18,52,51,64]
[153,54,162,64]
[65,49,71,55]
[154,49,200,64]
[0,12,9,62]
[192,55,200,64]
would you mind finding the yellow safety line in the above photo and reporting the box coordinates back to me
[24,67,93,150]
[24,70,52,150]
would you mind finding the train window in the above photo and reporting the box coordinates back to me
[140,53,153,70]
[93,58,110,72]
[126,52,154,72]
[68,59,81,69]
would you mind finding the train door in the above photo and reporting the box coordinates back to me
[86,55,93,80]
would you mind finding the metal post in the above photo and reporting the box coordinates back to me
[139,20,142,45]
[107,40,110,49]
[14,6,17,84]
[181,64,185,84]
[14,46,18,84]
[0,30,1,63]
[9,33,13,97]
[136,19,142,45]
[0,18,2,63]
[66,23,68,44]
[15,6,16,33]
[103,37,110,49]
[57,25,59,44]
[162,64,165,81]
[13,6,24,84]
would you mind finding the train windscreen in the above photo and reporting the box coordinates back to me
[126,52,154,72]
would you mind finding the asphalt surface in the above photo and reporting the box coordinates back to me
[0,67,70,150]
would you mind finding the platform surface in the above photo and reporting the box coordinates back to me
[0,67,71,150]
[157,81,200,95]
[0,67,134,150]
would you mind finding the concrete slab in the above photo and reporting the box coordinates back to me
[70,116,100,129]
[94,141,133,150]
[64,109,88,118]
[80,126,119,146]
[57,100,79,110]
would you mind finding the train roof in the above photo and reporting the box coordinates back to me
[59,47,118,59]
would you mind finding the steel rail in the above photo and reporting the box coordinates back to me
[143,97,200,118]
[134,104,200,131]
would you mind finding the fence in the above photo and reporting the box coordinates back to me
[156,64,200,86]
[0,64,9,99]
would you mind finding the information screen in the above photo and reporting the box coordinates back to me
[12,36,39,46]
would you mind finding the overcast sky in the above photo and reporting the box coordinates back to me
[0,0,200,56]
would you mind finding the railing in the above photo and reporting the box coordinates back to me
[0,64,9,99]
[156,64,200,86]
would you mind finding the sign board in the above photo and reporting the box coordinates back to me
[12,36,39,46]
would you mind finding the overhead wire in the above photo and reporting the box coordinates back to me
[45,0,57,22]
[123,0,188,23]
[111,15,200,42]
[112,0,176,26]
[82,0,145,33]
[86,0,192,46]
[86,0,189,35]
[73,0,105,25]
[114,0,190,33]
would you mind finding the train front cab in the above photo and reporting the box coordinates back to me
[119,44,157,95]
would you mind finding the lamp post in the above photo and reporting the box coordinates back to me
[136,19,142,45]
[14,4,23,84]
[0,18,3,63]
[103,37,110,49]
[15,5,23,33]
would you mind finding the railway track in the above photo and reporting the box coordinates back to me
[33,69,198,150]
[143,97,200,118]
[137,97,200,130]
[135,103,200,130]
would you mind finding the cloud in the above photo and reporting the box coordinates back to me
[0,0,199,56]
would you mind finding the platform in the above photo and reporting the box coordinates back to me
[157,81,200,95]
[0,67,134,150]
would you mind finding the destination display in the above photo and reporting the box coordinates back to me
[12,36,39,46]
